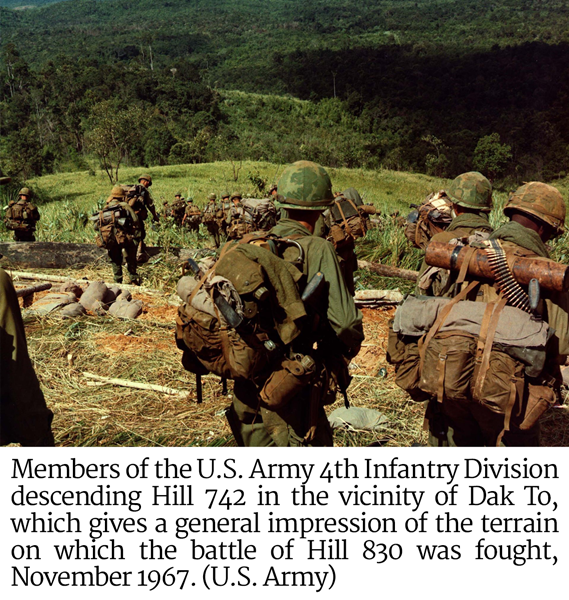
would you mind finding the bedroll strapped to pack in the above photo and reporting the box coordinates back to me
[404,191,453,250]
[327,195,371,241]
[4,201,40,231]
[387,286,556,442]
[175,234,329,409]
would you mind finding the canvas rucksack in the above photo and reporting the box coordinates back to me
[241,198,279,232]
[121,184,148,220]
[175,233,329,409]
[4,200,40,231]
[387,283,556,442]
[404,191,453,249]
[91,201,136,250]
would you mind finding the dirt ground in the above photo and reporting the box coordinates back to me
[16,280,569,447]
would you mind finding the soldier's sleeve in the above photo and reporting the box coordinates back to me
[305,238,364,356]
[0,269,54,446]
[546,293,569,359]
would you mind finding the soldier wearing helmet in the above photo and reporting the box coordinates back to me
[182,196,202,232]
[126,174,159,262]
[202,192,223,247]
[418,181,568,447]
[227,161,364,447]
[96,185,140,284]
[4,186,41,242]
[417,171,494,297]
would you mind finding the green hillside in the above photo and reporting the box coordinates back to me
[2,0,569,182]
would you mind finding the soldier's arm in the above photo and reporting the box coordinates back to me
[0,269,54,446]
[306,238,364,356]
[143,190,160,221]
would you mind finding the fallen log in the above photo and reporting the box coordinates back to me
[357,260,419,281]
[82,372,189,397]
[0,241,190,269]
[15,282,52,298]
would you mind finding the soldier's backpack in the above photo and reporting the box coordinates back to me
[404,191,453,249]
[241,198,279,232]
[387,283,556,441]
[121,184,148,220]
[91,201,136,250]
[170,199,186,222]
[327,193,373,243]
[175,234,330,409]
[4,200,40,231]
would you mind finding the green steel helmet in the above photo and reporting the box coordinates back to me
[504,182,566,236]
[175,192,182,198]
[138,174,153,186]
[447,171,492,212]
[230,192,242,201]
[208,193,217,201]
[277,161,334,211]
[18,187,32,197]
[221,192,230,199]
[0,176,11,186]
[187,196,193,202]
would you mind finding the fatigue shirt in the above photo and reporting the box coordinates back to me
[489,222,569,361]
[270,218,364,356]
[0,269,53,445]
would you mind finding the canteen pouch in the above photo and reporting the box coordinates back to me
[519,383,556,430]
[260,356,316,410]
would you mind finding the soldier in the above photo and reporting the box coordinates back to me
[227,161,364,446]
[169,192,186,226]
[417,172,493,297]
[267,183,278,198]
[420,182,567,447]
[96,186,140,285]
[226,192,247,240]
[131,174,160,262]
[202,193,222,248]
[219,191,231,238]
[4,187,40,242]
[182,197,202,232]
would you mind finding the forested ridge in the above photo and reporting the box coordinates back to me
[2,0,569,184]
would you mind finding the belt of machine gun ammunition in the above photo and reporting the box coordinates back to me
[486,239,532,313]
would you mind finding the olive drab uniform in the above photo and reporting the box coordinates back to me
[129,174,159,262]
[183,198,202,232]
[408,180,568,447]
[417,172,494,298]
[226,193,247,240]
[4,188,40,242]
[96,186,140,284]
[0,268,54,446]
[227,162,364,447]
[168,194,187,226]
[202,193,223,248]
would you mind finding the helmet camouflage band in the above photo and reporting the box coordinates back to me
[447,171,492,212]
[138,174,153,186]
[277,161,334,211]
[18,187,32,197]
[505,182,566,236]
[208,193,217,201]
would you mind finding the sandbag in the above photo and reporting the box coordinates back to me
[80,281,114,311]
[60,302,87,319]
[108,299,143,319]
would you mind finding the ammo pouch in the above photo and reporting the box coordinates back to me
[260,354,316,409]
